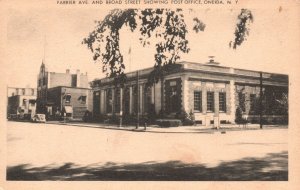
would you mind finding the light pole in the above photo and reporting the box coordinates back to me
[119,88,123,127]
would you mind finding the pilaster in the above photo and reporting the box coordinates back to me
[229,80,236,123]
[154,82,161,114]
[129,86,133,114]
[120,88,123,115]
[202,82,207,114]
[181,75,189,112]
[139,84,143,114]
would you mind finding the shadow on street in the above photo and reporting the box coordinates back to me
[7,151,288,181]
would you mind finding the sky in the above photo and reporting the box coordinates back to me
[3,1,299,88]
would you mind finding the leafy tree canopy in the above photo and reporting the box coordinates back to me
[83,9,205,86]
[230,9,254,49]
[83,9,253,86]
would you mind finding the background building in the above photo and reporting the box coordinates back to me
[91,61,288,126]
[36,62,93,120]
[46,86,93,120]
[7,87,37,119]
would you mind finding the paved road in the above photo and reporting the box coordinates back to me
[6,121,288,180]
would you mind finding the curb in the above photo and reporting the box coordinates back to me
[45,121,287,134]
[45,122,215,134]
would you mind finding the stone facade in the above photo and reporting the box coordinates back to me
[91,61,288,126]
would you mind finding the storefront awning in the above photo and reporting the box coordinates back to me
[64,106,73,113]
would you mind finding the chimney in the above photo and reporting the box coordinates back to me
[66,69,70,74]
[76,69,80,87]
[209,56,215,63]
[206,56,220,66]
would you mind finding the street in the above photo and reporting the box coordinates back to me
[6,121,288,180]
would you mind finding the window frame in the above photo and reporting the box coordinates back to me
[219,92,226,112]
[65,94,72,103]
[194,91,202,112]
[207,91,215,112]
[80,95,87,104]
[114,88,121,113]
[106,89,113,114]
[250,94,257,114]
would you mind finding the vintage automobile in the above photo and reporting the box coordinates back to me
[31,114,46,123]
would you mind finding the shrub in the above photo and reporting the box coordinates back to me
[122,114,137,125]
[158,109,165,119]
[235,106,248,124]
[141,115,149,125]
[175,110,195,126]
[110,114,120,124]
[147,103,157,122]
[156,119,182,127]
[220,120,231,124]
[92,114,108,122]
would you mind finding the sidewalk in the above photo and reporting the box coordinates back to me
[46,121,288,134]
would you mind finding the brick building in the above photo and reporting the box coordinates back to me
[46,86,93,119]
[7,87,37,119]
[91,61,288,126]
[36,62,93,120]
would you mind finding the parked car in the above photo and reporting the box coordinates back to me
[31,114,46,123]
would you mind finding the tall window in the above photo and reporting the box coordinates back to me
[169,85,178,113]
[207,92,214,112]
[106,89,113,113]
[23,99,27,107]
[238,92,246,112]
[219,92,226,112]
[114,88,120,113]
[124,87,130,115]
[250,94,256,113]
[132,85,138,114]
[93,91,100,115]
[144,86,152,114]
[194,91,202,112]
[29,99,36,106]
[65,94,71,103]
[79,95,87,104]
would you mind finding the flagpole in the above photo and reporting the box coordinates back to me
[136,70,139,129]
[129,34,132,73]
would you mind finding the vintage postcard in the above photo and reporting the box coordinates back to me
[0,0,299,189]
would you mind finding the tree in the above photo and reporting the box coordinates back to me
[83,9,205,86]
[235,106,244,124]
[275,92,288,115]
[83,9,254,117]
[230,9,254,126]
[83,9,206,118]
[229,9,254,49]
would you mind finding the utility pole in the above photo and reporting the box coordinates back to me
[259,72,263,129]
